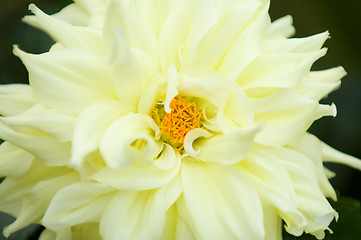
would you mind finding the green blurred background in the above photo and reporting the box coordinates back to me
[0,0,360,239]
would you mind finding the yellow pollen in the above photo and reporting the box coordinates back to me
[154,96,201,151]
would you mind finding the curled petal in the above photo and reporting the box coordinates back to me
[99,113,161,168]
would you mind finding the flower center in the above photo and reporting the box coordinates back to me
[153,96,201,151]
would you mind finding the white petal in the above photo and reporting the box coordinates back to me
[239,147,307,231]
[14,46,117,115]
[103,1,158,60]
[0,142,33,178]
[322,141,361,171]
[0,84,36,117]
[274,147,337,236]
[0,161,73,218]
[3,173,79,237]
[217,2,267,80]
[159,0,194,70]
[163,64,179,113]
[239,49,327,92]
[25,4,103,53]
[197,1,262,70]
[197,125,261,165]
[252,89,318,146]
[43,182,114,231]
[0,121,70,166]
[100,177,181,240]
[180,160,264,239]
[183,128,212,156]
[216,84,255,132]
[296,67,346,101]
[178,70,231,107]
[70,101,130,169]
[268,15,295,38]
[2,104,75,142]
[288,133,337,200]
[91,157,180,191]
[183,0,219,67]
[99,113,161,168]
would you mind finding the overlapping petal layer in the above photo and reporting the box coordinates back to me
[1,0,360,239]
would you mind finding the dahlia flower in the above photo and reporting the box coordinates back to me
[1,0,360,239]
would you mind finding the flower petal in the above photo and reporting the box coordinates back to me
[99,113,161,168]
[268,15,295,38]
[70,101,130,169]
[288,133,337,200]
[0,84,36,117]
[24,4,103,53]
[0,142,33,178]
[196,125,261,166]
[100,176,181,240]
[14,46,117,115]
[296,67,345,101]
[1,104,75,142]
[180,160,264,239]
[239,147,307,232]
[0,121,70,166]
[274,147,337,237]
[0,161,73,218]
[3,173,79,237]
[252,89,319,146]
[91,156,180,191]
[42,182,114,231]
[322,141,361,171]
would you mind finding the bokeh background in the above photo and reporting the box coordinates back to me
[0,0,360,239]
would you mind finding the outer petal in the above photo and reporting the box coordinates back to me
[99,113,161,168]
[14,47,117,115]
[322,141,361,171]
[42,182,114,231]
[3,173,79,237]
[274,147,337,237]
[0,142,33,178]
[24,4,103,53]
[288,133,337,200]
[0,84,36,117]
[1,104,75,142]
[0,121,70,166]
[252,89,335,146]
[70,101,130,169]
[0,161,73,217]
[296,67,345,101]
[99,175,182,240]
[239,147,307,232]
[267,15,295,38]
[180,160,264,239]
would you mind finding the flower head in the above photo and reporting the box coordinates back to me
[1,0,361,239]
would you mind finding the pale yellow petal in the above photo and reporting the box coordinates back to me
[24,4,103,53]
[0,142,33,178]
[70,101,130,169]
[3,173,79,237]
[99,113,161,168]
[14,46,117,115]
[43,183,114,231]
[180,160,264,239]
[2,104,75,142]
[0,121,70,166]
[197,125,261,166]
[0,84,36,117]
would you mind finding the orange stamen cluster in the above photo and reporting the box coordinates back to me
[155,97,201,150]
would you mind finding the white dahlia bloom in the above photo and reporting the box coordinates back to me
[1,0,361,239]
